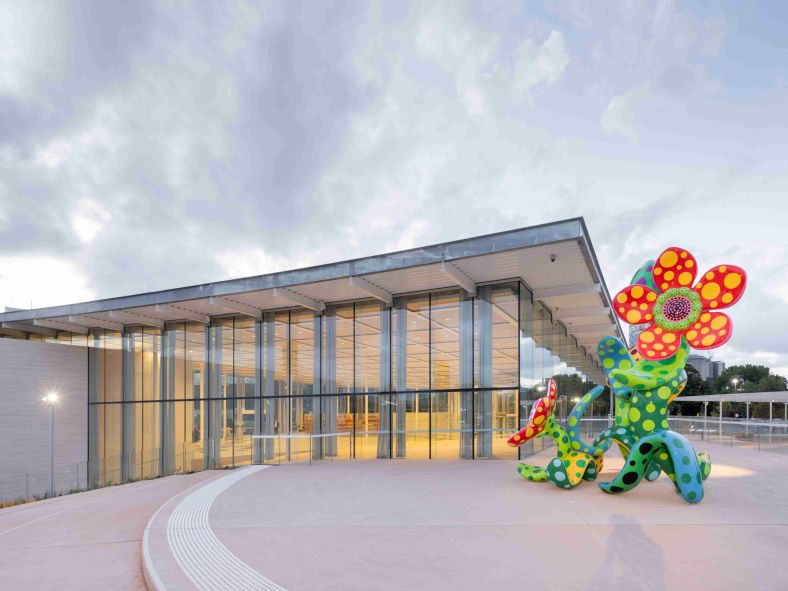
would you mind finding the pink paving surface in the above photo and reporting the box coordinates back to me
[206,444,788,591]
[0,470,219,590]
[4,444,788,590]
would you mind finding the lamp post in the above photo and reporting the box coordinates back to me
[731,378,739,392]
[42,391,59,498]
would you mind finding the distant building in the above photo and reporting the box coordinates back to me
[628,323,648,348]
[687,354,724,382]
[710,360,726,381]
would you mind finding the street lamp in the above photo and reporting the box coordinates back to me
[42,391,59,498]
[731,378,739,392]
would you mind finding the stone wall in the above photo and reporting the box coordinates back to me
[0,339,87,500]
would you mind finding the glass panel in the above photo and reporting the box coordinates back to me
[474,390,518,459]
[184,323,204,470]
[392,392,429,459]
[431,292,460,390]
[355,302,381,393]
[430,390,462,459]
[104,403,122,485]
[355,393,385,459]
[491,285,519,388]
[104,331,123,403]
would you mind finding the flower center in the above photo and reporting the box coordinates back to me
[663,296,692,322]
[654,287,702,332]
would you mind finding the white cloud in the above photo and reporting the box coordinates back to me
[511,30,570,96]
[0,255,95,309]
[70,199,112,245]
[600,90,639,140]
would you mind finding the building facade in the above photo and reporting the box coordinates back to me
[0,219,622,489]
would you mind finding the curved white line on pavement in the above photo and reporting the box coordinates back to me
[164,465,286,591]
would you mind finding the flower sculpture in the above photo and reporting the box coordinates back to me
[614,247,746,359]
[508,379,609,488]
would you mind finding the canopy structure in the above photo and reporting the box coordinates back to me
[0,217,623,373]
[678,392,788,403]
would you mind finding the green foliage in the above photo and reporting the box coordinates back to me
[679,364,709,415]
[713,364,787,393]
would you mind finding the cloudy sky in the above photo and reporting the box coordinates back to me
[1,1,786,374]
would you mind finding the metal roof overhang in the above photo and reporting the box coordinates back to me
[0,217,623,367]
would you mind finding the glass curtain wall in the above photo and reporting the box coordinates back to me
[87,282,600,483]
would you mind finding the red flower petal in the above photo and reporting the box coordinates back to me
[636,324,683,360]
[652,247,698,292]
[684,312,732,350]
[508,378,557,446]
[692,265,747,310]
[613,284,658,325]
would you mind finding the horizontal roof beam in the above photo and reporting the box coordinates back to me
[534,283,601,300]
[109,310,164,329]
[2,321,57,336]
[155,303,209,324]
[209,296,262,320]
[272,288,325,312]
[556,306,610,319]
[441,261,476,296]
[349,276,392,307]
[68,315,124,331]
[33,319,89,335]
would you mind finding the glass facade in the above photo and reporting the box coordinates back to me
[85,282,601,485]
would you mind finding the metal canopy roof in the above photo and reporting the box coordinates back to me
[0,217,623,370]
[677,392,788,403]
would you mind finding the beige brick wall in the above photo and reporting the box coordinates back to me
[0,339,87,500]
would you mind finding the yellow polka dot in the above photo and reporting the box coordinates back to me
[685,259,694,268]
[686,330,697,340]
[534,415,544,425]
[680,251,687,259]
[700,313,711,322]
[701,335,716,347]
[664,270,675,281]
[701,327,710,335]
[661,282,668,290]
[654,327,663,334]
[657,386,672,399]
[654,267,662,276]
[631,285,644,299]
[678,271,693,286]
[710,301,718,308]
[645,314,652,320]
[647,351,655,357]
[513,434,520,441]
[722,293,733,304]
[719,265,727,273]
[642,419,655,432]
[660,250,678,268]
[617,293,627,303]
[719,329,727,336]
[702,282,721,300]
[710,316,727,330]
[668,345,676,351]
[525,427,534,438]
[646,292,657,302]
[626,309,642,323]
[653,343,664,351]
[619,307,625,313]
[724,273,742,289]
[629,408,641,422]
[640,331,655,343]
[705,271,715,280]
[640,303,648,310]
[663,333,676,344]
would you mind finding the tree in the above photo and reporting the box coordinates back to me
[678,364,709,416]
[713,365,770,393]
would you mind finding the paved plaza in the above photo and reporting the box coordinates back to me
[2,444,787,590]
